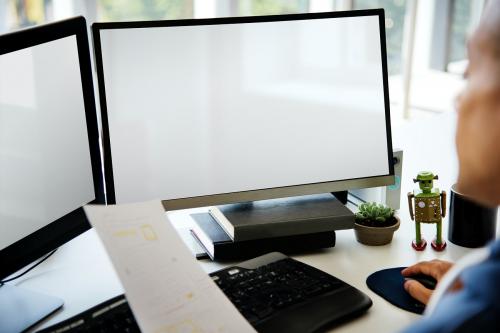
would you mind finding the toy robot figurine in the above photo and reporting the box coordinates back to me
[407,171,447,251]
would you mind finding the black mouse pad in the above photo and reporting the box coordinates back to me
[366,267,425,314]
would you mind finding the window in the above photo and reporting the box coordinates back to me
[0,0,194,34]
[235,0,309,16]
[0,0,46,32]
[446,0,476,74]
[449,0,471,63]
[354,0,407,75]
[97,0,193,21]
[0,0,485,120]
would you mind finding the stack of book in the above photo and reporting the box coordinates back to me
[190,194,354,260]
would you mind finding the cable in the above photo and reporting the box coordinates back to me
[0,249,58,286]
[348,192,367,206]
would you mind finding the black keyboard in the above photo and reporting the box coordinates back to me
[37,295,137,333]
[37,253,372,333]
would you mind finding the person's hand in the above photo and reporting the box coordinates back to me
[401,259,454,305]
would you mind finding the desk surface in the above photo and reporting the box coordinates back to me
[18,112,499,332]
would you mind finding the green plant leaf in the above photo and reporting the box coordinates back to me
[357,201,394,223]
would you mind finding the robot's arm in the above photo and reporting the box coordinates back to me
[407,192,415,220]
[441,191,447,217]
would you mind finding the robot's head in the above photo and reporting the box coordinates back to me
[414,171,438,193]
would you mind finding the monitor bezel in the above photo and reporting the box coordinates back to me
[0,17,105,280]
[92,9,394,210]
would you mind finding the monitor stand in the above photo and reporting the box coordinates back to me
[0,284,63,332]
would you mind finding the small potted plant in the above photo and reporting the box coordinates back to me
[354,202,400,246]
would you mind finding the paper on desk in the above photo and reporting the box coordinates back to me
[84,201,256,333]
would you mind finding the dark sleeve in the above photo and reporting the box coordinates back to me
[454,305,499,333]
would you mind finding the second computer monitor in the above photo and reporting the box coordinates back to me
[0,16,104,281]
[93,10,394,208]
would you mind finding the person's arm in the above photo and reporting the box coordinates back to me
[401,260,454,304]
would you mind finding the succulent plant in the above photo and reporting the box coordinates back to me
[355,202,395,225]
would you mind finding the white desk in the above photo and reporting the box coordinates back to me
[18,112,499,332]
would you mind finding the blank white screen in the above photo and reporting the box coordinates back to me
[0,36,95,250]
[100,15,390,204]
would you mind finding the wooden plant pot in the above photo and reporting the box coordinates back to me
[354,216,400,246]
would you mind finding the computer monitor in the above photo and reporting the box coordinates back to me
[0,17,103,331]
[93,9,393,210]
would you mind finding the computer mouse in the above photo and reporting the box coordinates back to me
[404,274,437,290]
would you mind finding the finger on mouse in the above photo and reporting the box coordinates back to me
[404,280,432,305]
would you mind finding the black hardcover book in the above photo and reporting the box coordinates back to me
[190,213,336,260]
[208,194,354,241]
